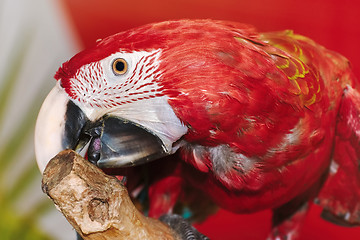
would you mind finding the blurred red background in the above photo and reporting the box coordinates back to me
[59,0,360,239]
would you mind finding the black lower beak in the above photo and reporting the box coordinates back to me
[76,115,168,169]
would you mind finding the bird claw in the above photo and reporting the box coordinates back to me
[160,214,209,240]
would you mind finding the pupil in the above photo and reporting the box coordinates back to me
[116,61,125,72]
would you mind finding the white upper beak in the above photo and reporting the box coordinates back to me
[34,82,69,173]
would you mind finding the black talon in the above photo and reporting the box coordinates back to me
[160,214,209,240]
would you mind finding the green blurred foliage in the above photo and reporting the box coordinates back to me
[0,36,53,240]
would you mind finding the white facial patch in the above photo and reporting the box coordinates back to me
[66,49,188,153]
[69,50,164,118]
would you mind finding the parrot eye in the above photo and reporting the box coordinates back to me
[112,58,128,75]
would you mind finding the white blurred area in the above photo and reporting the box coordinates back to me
[0,0,79,139]
[0,0,80,239]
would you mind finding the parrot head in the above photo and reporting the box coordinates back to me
[35,19,263,173]
[35,22,183,172]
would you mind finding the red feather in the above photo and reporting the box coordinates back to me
[55,19,360,238]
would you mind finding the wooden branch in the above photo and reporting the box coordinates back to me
[41,150,179,240]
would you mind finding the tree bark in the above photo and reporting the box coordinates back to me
[41,149,178,240]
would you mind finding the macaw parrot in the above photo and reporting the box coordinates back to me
[35,19,360,239]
